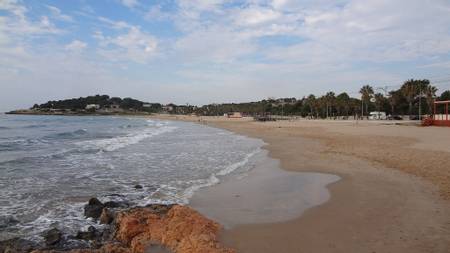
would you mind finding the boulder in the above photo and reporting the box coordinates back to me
[0,238,37,253]
[43,228,62,246]
[75,226,98,241]
[99,208,114,225]
[84,198,104,219]
[114,205,234,253]
[104,201,129,209]
[134,185,143,190]
[31,242,130,253]
[0,216,19,229]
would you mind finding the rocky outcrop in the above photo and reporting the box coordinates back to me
[0,216,19,229]
[114,205,234,253]
[31,243,130,253]
[84,198,104,219]
[32,204,234,253]
[43,228,62,246]
[0,238,37,253]
[99,208,115,225]
[75,226,99,241]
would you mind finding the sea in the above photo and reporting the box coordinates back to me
[0,114,263,242]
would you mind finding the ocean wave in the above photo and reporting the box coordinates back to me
[22,124,47,129]
[216,148,260,176]
[55,129,88,138]
[0,144,16,152]
[0,138,50,153]
[181,148,260,203]
[180,175,220,204]
[41,129,88,140]
[118,124,139,129]
[0,126,10,130]
[139,148,261,206]
[76,126,177,152]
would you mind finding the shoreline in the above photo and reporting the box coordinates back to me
[2,114,449,252]
[189,148,340,229]
[151,114,450,252]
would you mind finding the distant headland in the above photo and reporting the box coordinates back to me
[6,95,162,116]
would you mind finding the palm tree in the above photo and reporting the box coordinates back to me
[388,90,401,115]
[424,85,438,115]
[374,93,385,112]
[401,80,416,118]
[316,96,326,118]
[401,79,430,118]
[359,85,374,117]
[305,94,316,118]
[336,92,350,117]
[325,92,335,118]
[440,90,450,100]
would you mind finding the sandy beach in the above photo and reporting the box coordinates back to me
[153,115,450,253]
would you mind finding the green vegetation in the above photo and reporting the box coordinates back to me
[31,95,161,113]
[192,80,449,118]
[17,79,450,119]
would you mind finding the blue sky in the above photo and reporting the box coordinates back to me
[1,0,450,111]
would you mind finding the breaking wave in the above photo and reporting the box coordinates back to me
[76,126,177,152]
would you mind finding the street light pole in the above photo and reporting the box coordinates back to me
[361,99,364,119]
[419,85,422,121]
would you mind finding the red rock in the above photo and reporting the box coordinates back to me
[115,205,234,253]
[32,205,234,253]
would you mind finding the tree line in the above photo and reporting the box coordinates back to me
[28,79,450,118]
[194,79,450,119]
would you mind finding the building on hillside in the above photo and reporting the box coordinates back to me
[226,112,243,118]
[85,104,100,110]
[101,104,123,113]
[110,104,120,110]
[162,105,174,113]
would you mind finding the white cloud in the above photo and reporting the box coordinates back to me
[296,0,450,62]
[98,16,133,29]
[65,40,87,52]
[0,0,61,36]
[145,5,172,21]
[0,0,63,77]
[120,0,138,8]
[234,6,281,26]
[47,5,73,22]
[0,0,26,16]
[177,0,225,13]
[175,26,254,63]
[270,0,289,10]
[94,26,158,63]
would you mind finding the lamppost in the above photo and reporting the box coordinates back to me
[419,85,422,121]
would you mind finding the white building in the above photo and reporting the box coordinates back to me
[85,104,100,110]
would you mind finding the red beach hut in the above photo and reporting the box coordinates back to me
[423,100,450,127]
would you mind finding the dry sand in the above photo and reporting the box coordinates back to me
[153,115,450,253]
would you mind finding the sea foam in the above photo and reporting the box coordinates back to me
[76,125,176,152]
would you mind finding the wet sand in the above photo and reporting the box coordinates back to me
[190,150,339,228]
[153,115,450,253]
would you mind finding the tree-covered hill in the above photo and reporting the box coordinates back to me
[32,95,161,112]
